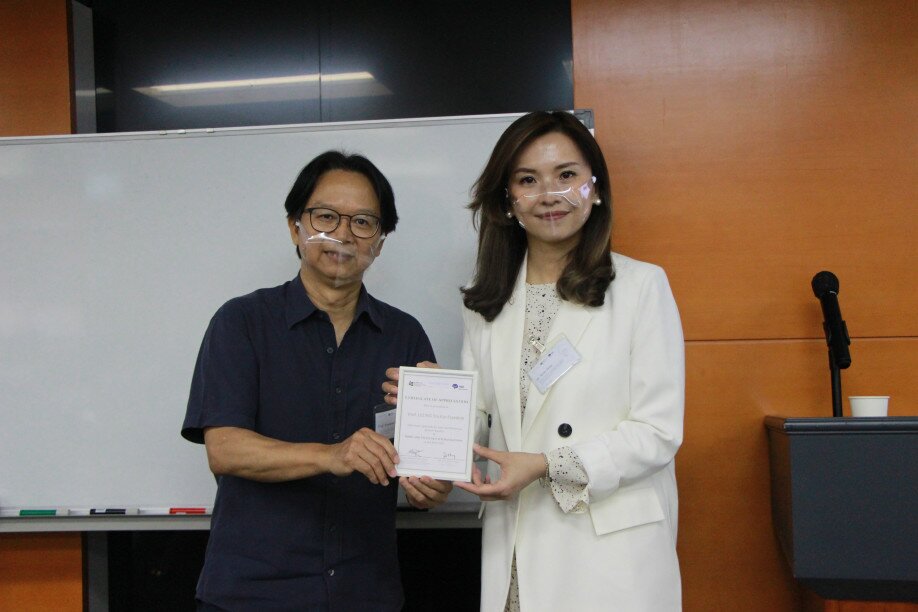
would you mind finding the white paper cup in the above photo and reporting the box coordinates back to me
[848,396,889,417]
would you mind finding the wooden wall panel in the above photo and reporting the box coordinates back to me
[0,534,82,611]
[573,0,918,342]
[0,1,82,610]
[572,1,918,610]
[0,0,73,136]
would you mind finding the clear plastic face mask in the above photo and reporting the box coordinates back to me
[510,176,598,233]
[295,221,385,287]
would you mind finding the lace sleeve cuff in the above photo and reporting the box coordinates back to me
[542,446,589,514]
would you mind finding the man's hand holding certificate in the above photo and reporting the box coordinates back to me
[393,367,477,482]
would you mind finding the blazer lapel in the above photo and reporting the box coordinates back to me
[521,298,594,443]
[489,257,527,452]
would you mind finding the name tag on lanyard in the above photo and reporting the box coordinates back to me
[526,334,582,395]
[374,403,396,440]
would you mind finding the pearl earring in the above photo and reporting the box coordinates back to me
[592,197,602,206]
[506,211,513,219]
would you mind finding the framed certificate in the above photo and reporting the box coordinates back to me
[394,367,477,482]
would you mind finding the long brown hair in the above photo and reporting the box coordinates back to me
[461,111,614,322]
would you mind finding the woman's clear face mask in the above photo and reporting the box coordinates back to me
[509,182,594,236]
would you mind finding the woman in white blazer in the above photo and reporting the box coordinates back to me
[453,111,685,611]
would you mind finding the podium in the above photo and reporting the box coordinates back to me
[765,416,918,602]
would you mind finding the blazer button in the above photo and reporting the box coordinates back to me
[558,423,572,438]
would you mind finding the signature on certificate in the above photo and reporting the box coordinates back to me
[406,448,425,458]
[442,452,457,460]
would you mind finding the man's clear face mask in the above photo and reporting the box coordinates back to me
[295,207,385,287]
[509,176,598,232]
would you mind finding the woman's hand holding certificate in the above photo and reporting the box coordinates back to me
[453,444,548,501]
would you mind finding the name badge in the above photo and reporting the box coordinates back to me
[373,403,396,440]
[527,335,582,394]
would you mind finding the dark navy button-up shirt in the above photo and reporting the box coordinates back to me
[182,276,435,611]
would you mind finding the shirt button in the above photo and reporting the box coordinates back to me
[326,347,334,354]
[332,432,341,440]
[558,423,573,437]
[335,387,343,394]
[327,569,335,577]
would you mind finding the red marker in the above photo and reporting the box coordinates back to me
[169,507,207,515]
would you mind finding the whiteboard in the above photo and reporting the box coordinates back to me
[0,114,523,520]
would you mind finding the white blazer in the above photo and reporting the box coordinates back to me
[462,252,685,612]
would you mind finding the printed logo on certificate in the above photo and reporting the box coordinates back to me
[394,367,477,482]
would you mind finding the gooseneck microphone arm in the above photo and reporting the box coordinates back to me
[811,271,852,417]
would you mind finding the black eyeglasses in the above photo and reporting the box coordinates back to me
[302,207,381,239]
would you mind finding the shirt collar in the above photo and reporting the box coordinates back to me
[285,275,384,332]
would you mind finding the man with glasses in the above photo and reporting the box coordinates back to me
[182,151,451,611]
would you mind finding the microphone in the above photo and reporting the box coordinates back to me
[811,271,851,369]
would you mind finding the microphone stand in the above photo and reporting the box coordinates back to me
[828,348,843,418]
[812,271,851,418]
